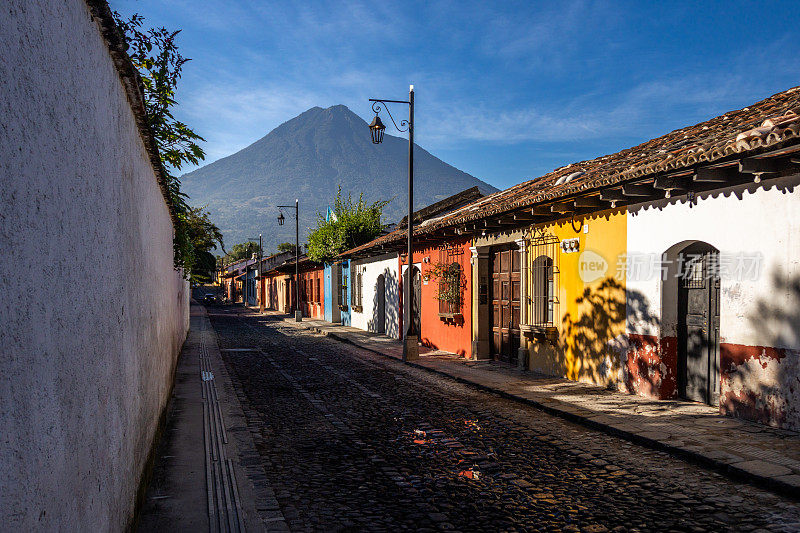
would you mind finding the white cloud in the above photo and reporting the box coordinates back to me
[416,72,764,146]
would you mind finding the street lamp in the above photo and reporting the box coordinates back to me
[278,199,302,322]
[369,115,386,144]
[368,85,418,361]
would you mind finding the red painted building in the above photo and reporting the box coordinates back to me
[401,237,473,358]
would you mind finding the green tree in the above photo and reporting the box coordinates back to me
[179,206,224,283]
[225,242,262,263]
[307,187,389,263]
[277,242,301,254]
[113,12,211,275]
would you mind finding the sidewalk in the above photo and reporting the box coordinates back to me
[137,304,288,532]
[275,312,800,498]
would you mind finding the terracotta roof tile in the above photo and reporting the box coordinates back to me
[343,85,800,256]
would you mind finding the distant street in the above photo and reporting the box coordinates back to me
[207,307,800,532]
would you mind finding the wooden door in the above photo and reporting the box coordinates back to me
[491,249,521,364]
[678,244,720,405]
[376,274,386,334]
[412,266,422,336]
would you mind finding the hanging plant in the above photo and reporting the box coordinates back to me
[427,262,463,304]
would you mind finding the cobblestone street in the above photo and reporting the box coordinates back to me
[208,308,800,532]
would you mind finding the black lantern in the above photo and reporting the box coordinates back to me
[369,114,386,144]
[277,211,285,225]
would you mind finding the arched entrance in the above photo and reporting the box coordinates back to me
[675,241,720,405]
[376,274,386,334]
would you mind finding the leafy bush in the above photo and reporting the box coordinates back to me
[113,12,220,276]
[307,187,389,263]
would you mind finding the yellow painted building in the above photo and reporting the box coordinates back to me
[523,208,627,388]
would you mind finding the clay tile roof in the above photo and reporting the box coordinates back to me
[347,85,800,257]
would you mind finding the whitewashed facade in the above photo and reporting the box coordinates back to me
[625,173,800,429]
[350,253,401,338]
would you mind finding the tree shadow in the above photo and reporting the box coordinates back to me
[420,334,467,357]
[367,267,399,338]
[725,267,800,430]
[554,278,661,393]
[622,288,668,398]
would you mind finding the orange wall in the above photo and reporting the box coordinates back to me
[262,273,290,311]
[299,266,325,319]
[407,238,473,358]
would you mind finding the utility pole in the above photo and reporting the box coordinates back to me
[258,234,264,312]
[277,200,302,322]
[368,85,418,361]
[295,199,300,322]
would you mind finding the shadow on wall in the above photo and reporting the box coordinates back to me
[725,268,800,430]
[623,287,667,398]
[267,280,277,310]
[555,278,661,391]
[627,178,798,217]
[367,268,399,338]
[420,335,467,357]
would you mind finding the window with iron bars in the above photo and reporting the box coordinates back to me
[338,263,348,309]
[351,265,363,310]
[529,233,560,328]
[437,244,464,315]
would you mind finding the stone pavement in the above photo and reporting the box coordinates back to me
[137,303,288,532]
[276,312,800,499]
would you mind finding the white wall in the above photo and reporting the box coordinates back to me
[626,174,800,348]
[0,1,190,530]
[625,174,800,428]
[350,253,400,338]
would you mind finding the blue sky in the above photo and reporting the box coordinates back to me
[114,0,800,191]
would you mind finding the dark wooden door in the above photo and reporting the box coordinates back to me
[491,249,521,364]
[376,274,386,334]
[678,244,720,405]
[412,266,422,335]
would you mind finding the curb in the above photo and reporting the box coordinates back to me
[291,319,800,500]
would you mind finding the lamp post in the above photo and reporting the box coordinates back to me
[368,85,418,361]
[247,235,263,311]
[278,199,302,322]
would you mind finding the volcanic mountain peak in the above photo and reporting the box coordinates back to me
[181,105,497,251]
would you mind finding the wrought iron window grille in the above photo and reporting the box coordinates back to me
[338,264,349,310]
[351,265,364,311]
[436,244,465,317]
[529,233,560,328]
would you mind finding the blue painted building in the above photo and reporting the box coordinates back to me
[245,267,258,306]
[321,207,352,324]
[339,259,351,326]
[323,259,350,324]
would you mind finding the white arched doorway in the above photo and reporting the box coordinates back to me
[662,240,720,405]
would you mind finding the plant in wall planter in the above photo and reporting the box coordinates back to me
[429,262,464,319]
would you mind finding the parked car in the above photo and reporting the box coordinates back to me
[202,293,218,305]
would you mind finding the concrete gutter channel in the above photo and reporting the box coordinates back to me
[138,305,289,532]
[279,316,800,501]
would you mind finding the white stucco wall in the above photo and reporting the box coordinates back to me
[625,174,800,428]
[0,2,190,530]
[625,174,800,349]
[350,253,401,338]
